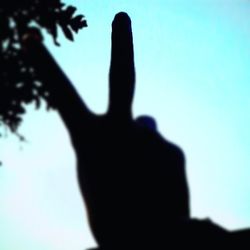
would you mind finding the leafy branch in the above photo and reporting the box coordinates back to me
[0,0,87,134]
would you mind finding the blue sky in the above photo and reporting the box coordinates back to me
[1,0,250,249]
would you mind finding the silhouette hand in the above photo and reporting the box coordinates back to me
[23,12,191,248]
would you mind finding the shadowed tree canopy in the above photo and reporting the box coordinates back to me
[0,0,87,135]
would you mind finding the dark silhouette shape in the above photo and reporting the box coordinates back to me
[23,12,250,249]
[136,115,158,131]
[0,1,86,133]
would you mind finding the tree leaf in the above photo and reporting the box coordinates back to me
[64,6,77,21]
[70,15,87,33]
[61,24,74,41]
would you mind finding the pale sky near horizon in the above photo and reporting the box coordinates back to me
[1,0,250,249]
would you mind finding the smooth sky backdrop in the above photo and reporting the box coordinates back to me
[1,0,250,249]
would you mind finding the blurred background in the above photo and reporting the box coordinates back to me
[1,0,250,249]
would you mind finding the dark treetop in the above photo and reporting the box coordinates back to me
[0,0,86,133]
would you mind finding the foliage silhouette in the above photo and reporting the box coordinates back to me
[0,0,86,135]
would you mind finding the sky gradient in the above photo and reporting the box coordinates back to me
[1,0,250,249]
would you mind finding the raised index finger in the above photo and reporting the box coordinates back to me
[108,12,135,119]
